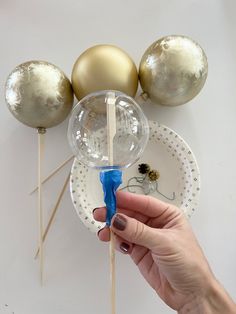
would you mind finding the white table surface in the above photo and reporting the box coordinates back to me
[0,1,236,313]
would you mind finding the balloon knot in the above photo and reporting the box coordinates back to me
[37,127,46,134]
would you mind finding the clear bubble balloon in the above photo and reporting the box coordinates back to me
[68,90,149,169]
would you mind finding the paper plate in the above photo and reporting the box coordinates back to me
[70,120,200,233]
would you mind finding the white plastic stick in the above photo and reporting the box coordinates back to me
[106,92,116,314]
[107,92,116,165]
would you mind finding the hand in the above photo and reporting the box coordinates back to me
[93,191,236,313]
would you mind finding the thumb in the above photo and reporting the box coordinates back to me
[111,213,164,249]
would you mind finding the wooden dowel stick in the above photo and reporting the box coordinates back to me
[110,230,116,314]
[34,172,70,259]
[38,128,45,285]
[106,92,116,314]
[30,155,73,195]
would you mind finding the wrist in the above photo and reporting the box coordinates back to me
[179,278,236,314]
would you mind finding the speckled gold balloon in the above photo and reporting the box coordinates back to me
[5,61,74,128]
[139,35,208,106]
[71,45,138,100]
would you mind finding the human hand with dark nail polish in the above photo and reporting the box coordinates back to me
[93,191,236,314]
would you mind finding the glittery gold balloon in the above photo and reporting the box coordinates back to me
[71,45,138,100]
[139,35,208,106]
[5,61,74,129]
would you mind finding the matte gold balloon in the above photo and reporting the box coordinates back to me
[71,45,138,100]
[5,61,74,129]
[139,35,208,106]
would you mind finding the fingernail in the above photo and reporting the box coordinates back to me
[97,228,103,236]
[120,242,130,254]
[112,214,127,231]
[93,208,99,215]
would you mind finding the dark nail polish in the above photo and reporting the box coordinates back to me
[93,208,99,215]
[120,242,130,253]
[97,228,103,237]
[112,214,127,231]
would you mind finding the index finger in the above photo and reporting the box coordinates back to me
[116,191,173,218]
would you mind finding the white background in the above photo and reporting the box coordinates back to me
[0,1,236,313]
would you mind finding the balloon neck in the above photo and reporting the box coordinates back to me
[37,127,46,134]
[140,92,149,101]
